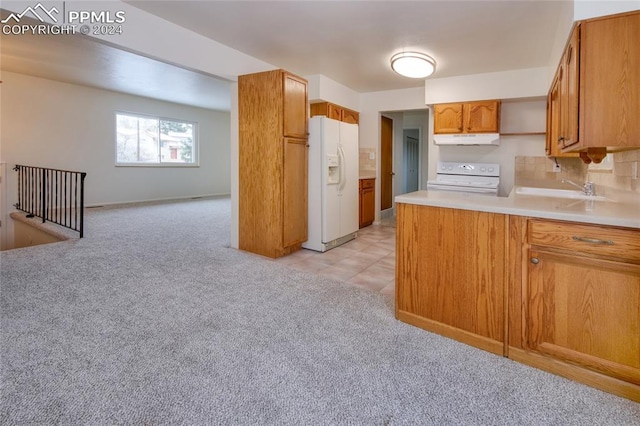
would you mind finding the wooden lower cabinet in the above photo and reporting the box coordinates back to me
[508,216,640,401]
[397,206,640,402]
[359,178,375,228]
[396,204,507,355]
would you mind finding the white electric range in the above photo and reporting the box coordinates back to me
[427,162,500,196]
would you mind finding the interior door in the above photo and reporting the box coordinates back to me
[403,132,419,193]
[380,116,393,211]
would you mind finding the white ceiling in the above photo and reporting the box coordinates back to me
[1,1,568,110]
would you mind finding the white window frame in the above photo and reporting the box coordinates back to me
[115,112,199,167]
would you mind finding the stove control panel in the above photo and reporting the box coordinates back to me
[437,162,500,177]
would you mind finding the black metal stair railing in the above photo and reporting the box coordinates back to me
[13,165,87,238]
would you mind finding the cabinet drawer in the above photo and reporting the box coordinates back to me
[529,220,640,262]
[360,178,375,190]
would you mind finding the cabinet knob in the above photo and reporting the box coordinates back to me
[557,136,564,142]
[530,257,539,265]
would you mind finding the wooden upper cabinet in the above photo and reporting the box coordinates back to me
[433,100,500,134]
[579,11,640,152]
[546,75,578,158]
[465,101,500,133]
[341,108,359,124]
[310,102,359,124]
[326,103,342,121]
[283,73,308,139]
[546,77,559,156]
[559,23,580,149]
[547,11,640,162]
[433,103,463,133]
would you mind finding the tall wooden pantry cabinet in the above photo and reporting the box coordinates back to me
[238,69,309,258]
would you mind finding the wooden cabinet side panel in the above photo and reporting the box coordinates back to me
[396,205,505,341]
[396,203,418,315]
[283,138,308,247]
[238,71,284,257]
[528,250,640,384]
[283,72,308,139]
[433,103,463,134]
[580,12,640,149]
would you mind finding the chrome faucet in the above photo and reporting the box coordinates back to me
[562,179,596,196]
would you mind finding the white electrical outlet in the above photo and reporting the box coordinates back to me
[553,162,561,173]
[369,152,375,160]
[632,161,638,180]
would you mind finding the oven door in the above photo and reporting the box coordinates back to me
[427,182,499,195]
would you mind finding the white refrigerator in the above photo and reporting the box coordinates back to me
[303,116,359,252]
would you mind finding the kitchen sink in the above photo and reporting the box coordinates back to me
[515,186,611,201]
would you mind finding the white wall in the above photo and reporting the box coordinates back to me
[424,67,550,104]
[306,74,360,111]
[1,71,231,242]
[574,0,640,20]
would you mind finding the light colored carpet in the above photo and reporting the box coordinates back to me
[1,197,639,425]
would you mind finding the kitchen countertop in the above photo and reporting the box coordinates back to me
[359,173,376,180]
[395,188,640,229]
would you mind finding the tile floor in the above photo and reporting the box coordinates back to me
[274,221,396,300]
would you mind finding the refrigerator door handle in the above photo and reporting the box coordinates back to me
[338,145,347,192]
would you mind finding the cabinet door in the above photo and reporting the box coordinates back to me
[327,103,342,121]
[433,103,463,134]
[341,108,360,125]
[559,25,580,148]
[283,137,308,247]
[283,73,308,139]
[546,77,560,156]
[546,76,578,158]
[359,180,375,228]
[464,101,500,133]
[528,249,640,385]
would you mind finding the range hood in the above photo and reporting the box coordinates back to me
[433,133,500,146]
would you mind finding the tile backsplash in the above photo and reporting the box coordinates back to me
[515,149,640,194]
[359,148,376,172]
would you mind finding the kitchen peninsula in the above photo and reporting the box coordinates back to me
[395,188,640,402]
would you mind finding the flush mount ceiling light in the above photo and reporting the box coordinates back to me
[390,51,436,78]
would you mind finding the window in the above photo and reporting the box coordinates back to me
[116,113,197,166]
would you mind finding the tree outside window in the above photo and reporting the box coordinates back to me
[116,113,197,166]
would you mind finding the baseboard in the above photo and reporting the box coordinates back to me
[508,347,640,402]
[86,193,231,209]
